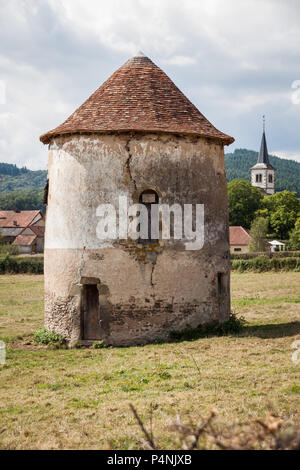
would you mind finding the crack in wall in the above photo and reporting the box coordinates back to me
[77,246,86,284]
[150,260,156,289]
[125,138,137,191]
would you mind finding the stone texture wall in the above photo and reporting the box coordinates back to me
[45,132,230,346]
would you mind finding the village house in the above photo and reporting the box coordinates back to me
[229,226,251,253]
[40,52,234,346]
[0,210,45,254]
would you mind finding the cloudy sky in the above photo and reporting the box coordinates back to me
[0,0,300,169]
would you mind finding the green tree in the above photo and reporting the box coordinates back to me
[228,180,264,229]
[289,216,300,250]
[262,191,300,239]
[0,189,45,212]
[249,217,269,252]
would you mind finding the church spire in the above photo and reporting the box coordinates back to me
[250,115,276,195]
[257,115,274,169]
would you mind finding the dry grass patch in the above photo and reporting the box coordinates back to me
[0,275,43,342]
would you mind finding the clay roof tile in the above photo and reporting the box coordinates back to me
[40,55,234,145]
[0,211,41,228]
[13,234,37,246]
[229,226,251,246]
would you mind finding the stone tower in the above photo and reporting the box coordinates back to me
[40,53,234,346]
[251,120,275,195]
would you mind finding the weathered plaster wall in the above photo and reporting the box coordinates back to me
[45,132,230,346]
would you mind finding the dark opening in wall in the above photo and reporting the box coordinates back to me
[82,284,102,340]
[217,273,225,296]
[139,189,159,243]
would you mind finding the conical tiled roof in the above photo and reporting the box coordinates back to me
[257,132,274,168]
[40,54,234,145]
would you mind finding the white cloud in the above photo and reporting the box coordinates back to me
[162,55,196,67]
[271,151,300,163]
[48,0,185,56]
[0,54,70,169]
[0,0,299,169]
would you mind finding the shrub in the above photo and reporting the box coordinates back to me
[231,252,266,260]
[0,244,20,256]
[230,251,300,260]
[231,256,300,272]
[34,328,66,347]
[0,255,43,274]
[92,341,106,349]
[252,255,271,271]
[169,313,246,342]
[272,250,300,258]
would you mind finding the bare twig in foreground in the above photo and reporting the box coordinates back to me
[129,403,156,450]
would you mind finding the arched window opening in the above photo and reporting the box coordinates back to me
[255,174,262,183]
[268,174,273,183]
[139,189,159,243]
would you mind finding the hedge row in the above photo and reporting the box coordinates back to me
[231,255,300,272]
[231,251,300,260]
[0,255,44,274]
[1,254,299,274]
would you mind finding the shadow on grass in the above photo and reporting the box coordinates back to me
[165,316,300,344]
[240,321,300,339]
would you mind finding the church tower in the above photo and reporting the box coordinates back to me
[251,116,275,195]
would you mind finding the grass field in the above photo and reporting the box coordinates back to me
[0,272,299,449]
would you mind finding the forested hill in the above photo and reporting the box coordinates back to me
[225,149,300,196]
[0,163,47,193]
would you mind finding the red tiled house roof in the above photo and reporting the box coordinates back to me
[29,225,45,237]
[13,234,37,246]
[0,211,42,228]
[229,226,251,246]
[40,54,234,145]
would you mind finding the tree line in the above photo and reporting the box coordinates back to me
[0,162,29,176]
[0,189,45,212]
[228,179,300,250]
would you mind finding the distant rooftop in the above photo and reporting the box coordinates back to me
[0,210,42,228]
[229,226,251,246]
